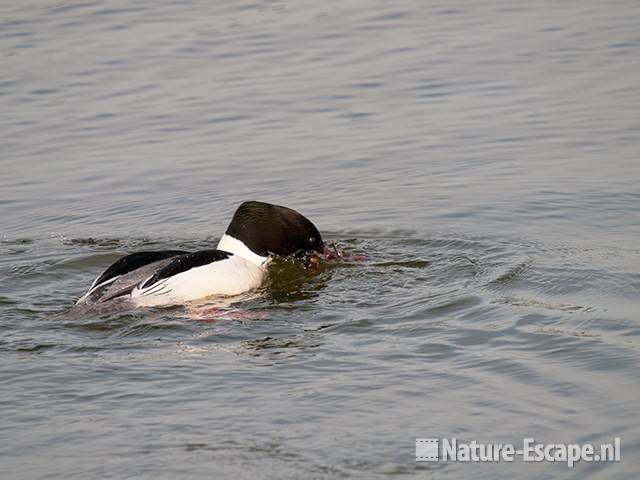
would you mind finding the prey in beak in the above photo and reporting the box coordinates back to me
[304,242,367,270]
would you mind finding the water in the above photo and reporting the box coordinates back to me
[1,0,639,478]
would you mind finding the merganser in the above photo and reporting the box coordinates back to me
[75,201,324,307]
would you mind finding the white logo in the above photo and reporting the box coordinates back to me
[416,438,621,467]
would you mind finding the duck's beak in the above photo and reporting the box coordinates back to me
[304,244,340,269]
[304,243,367,269]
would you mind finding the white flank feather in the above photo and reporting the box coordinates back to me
[130,255,267,307]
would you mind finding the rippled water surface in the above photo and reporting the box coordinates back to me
[2,1,639,478]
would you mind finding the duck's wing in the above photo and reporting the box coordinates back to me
[136,250,232,291]
[130,250,232,302]
[77,250,188,304]
[130,250,265,306]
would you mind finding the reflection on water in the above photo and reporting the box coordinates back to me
[1,0,639,478]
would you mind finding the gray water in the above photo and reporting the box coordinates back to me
[1,1,639,478]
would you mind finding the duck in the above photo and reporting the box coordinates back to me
[75,201,324,307]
